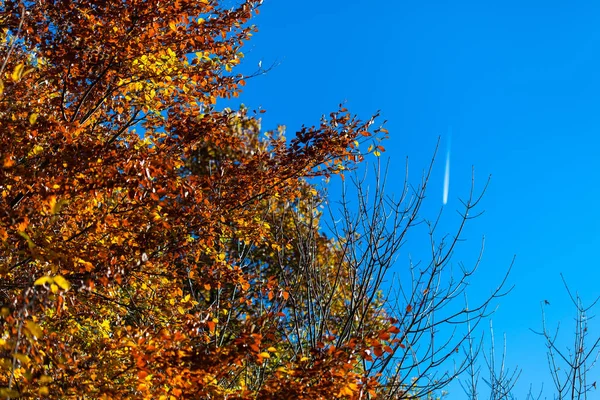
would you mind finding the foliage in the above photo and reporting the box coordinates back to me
[0,1,503,399]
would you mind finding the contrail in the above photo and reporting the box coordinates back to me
[442,128,451,205]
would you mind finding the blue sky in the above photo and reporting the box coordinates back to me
[226,0,600,396]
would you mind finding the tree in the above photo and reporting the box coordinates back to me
[0,1,505,398]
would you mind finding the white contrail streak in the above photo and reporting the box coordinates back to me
[442,130,451,205]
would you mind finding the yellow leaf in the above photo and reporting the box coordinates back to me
[259,352,270,358]
[29,113,38,125]
[22,68,35,79]
[11,63,24,82]
[0,79,4,95]
[50,283,58,293]
[177,306,185,315]
[38,387,49,396]
[14,353,30,364]
[51,196,63,215]
[169,21,177,32]
[31,145,44,155]
[300,356,309,362]
[77,259,94,272]
[34,276,53,286]
[25,320,43,338]
[267,347,277,352]
[0,388,20,398]
[53,275,71,291]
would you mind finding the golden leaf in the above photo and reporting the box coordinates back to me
[34,276,53,286]
[11,63,24,82]
[0,388,20,398]
[14,353,31,364]
[25,320,43,338]
[53,275,71,290]
[31,145,44,155]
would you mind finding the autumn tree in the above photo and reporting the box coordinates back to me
[0,1,506,398]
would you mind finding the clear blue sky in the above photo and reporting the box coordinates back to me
[226,0,600,396]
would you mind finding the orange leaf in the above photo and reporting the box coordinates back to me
[207,320,215,333]
[373,346,384,357]
[2,155,14,168]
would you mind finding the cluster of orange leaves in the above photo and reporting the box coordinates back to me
[0,1,398,398]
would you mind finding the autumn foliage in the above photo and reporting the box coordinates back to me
[0,0,513,398]
[0,1,413,398]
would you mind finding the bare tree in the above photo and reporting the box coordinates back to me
[296,143,512,399]
[531,275,600,400]
[461,319,524,400]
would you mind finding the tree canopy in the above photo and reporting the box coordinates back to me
[0,1,500,399]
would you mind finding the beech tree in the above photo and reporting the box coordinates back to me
[0,1,505,398]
